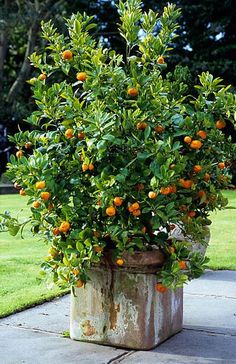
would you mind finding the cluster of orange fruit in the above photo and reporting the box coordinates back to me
[64,128,86,140]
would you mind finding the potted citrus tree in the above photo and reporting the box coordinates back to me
[1,0,235,350]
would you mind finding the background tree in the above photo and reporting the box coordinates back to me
[0,0,235,175]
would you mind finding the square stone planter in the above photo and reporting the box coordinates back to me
[70,251,183,350]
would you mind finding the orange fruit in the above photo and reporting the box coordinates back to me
[38,73,46,81]
[16,150,24,158]
[218,162,225,169]
[155,283,167,293]
[190,140,202,149]
[73,268,80,276]
[135,183,145,191]
[170,185,177,194]
[193,165,202,173]
[114,197,123,206]
[131,202,140,211]
[179,179,193,189]
[59,221,71,233]
[82,163,89,172]
[148,191,157,199]
[188,211,196,218]
[127,87,138,97]
[52,227,60,236]
[204,173,211,182]
[32,200,41,209]
[76,72,87,82]
[132,209,141,217]
[157,56,165,64]
[24,142,32,149]
[179,204,187,212]
[78,132,85,140]
[65,129,74,139]
[35,181,46,190]
[14,182,21,190]
[106,206,116,216]
[76,279,84,288]
[94,245,103,253]
[197,130,207,139]
[136,122,148,130]
[88,164,94,171]
[62,50,73,60]
[198,190,206,198]
[154,124,165,133]
[184,136,192,144]
[179,261,187,270]
[19,188,26,196]
[215,119,226,129]
[40,191,51,201]
[116,258,124,266]
[93,231,100,238]
[160,186,171,195]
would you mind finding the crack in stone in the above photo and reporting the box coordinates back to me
[183,327,236,337]
[185,292,236,300]
[106,350,136,363]
[0,323,61,336]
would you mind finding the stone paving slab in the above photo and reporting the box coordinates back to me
[0,326,127,364]
[120,330,236,364]
[0,295,70,334]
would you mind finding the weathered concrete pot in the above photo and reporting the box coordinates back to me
[70,250,183,350]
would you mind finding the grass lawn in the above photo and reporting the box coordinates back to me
[207,190,236,270]
[0,194,68,318]
[0,191,235,318]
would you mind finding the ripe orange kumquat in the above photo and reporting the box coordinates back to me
[218,162,225,169]
[35,181,46,190]
[106,206,116,216]
[184,136,192,144]
[40,191,51,201]
[132,209,141,217]
[155,283,167,293]
[65,129,74,139]
[179,261,187,270]
[16,150,24,158]
[127,87,138,97]
[76,279,84,288]
[136,122,148,130]
[116,258,124,266]
[82,164,89,172]
[38,73,46,81]
[59,221,71,233]
[113,197,123,206]
[215,119,226,129]
[188,211,196,218]
[204,173,211,182]
[190,140,202,149]
[32,201,41,209]
[148,191,157,199]
[197,130,207,139]
[157,56,165,64]
[76,72,87,82]
[154,124,164,133]
[193,165,202,173]
[62,50,73,60]
[52,227,60,236]
[19,188,26,196]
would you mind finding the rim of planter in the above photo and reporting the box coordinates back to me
[95,249,166,274]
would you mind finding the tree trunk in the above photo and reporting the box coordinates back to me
[7,21,39,104]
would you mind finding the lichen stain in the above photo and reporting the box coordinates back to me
[109,302,120,329]
[81,320,96,336]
